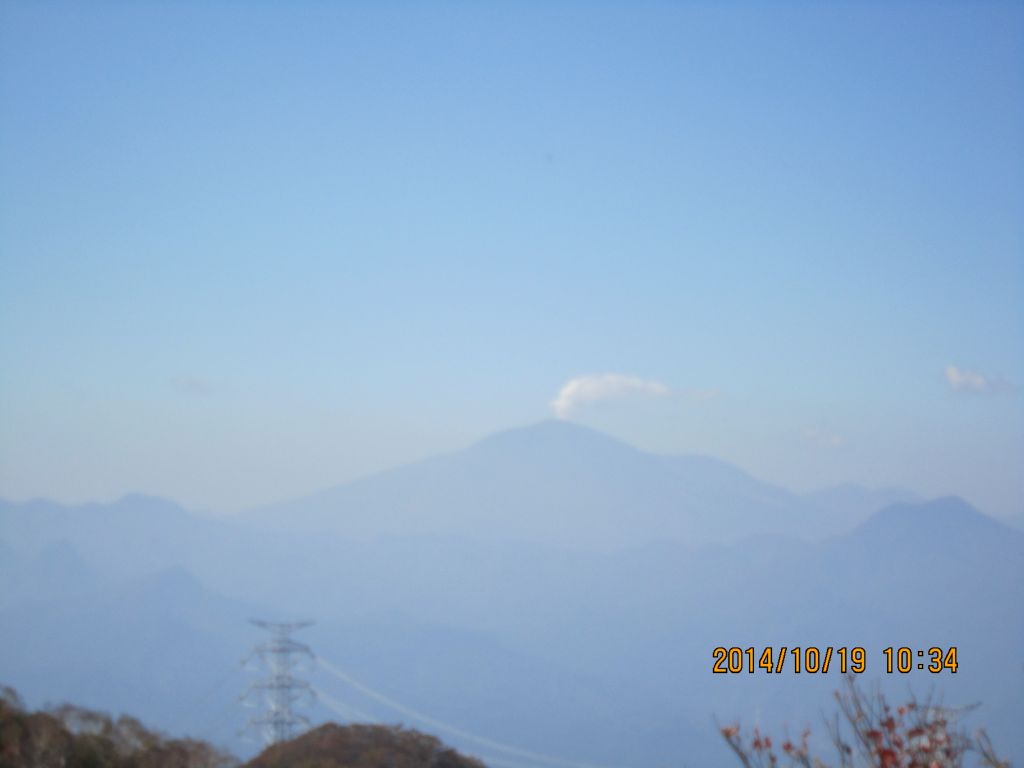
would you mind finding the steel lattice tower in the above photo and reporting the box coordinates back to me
[243,619,316,746]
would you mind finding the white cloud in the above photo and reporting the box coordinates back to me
[944,365,1017,395]
[945,365,988,393]
[551,373,669,419]
[946,365,997,394]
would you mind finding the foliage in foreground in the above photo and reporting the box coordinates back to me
[0,686,485,768]
[720,678,1010,768]
[0,686,236,768]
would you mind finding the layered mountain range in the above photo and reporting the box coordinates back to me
[2,421,1021,766]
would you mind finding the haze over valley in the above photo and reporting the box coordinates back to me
[2,422,1021,765]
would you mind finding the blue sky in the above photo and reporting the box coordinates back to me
[1,2,1021,515]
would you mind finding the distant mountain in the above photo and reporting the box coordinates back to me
[0,424,923,564]
[848,494,1018,545]
[819,496,1024,626]
[3,426,1020,766]
[0,494,198,581]
[802,483,921,531]
[0,493,322,606]
[0,537,100,609]
[1,490,1021,765]
[248,420,868,549]
[0,564,273,757]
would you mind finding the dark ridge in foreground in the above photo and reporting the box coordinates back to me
[0,686,484,768]
[246,724,485,768]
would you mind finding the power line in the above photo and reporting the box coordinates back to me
[316,656,623,768]
[315,680,548,768]
[170,661,244,737]
[313,686,379,724]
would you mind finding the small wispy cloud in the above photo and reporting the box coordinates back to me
[551,373,669,419]
[170,375,215,397]
[680,387,722,402]
[802,428,846,449]
[944,365,1015,395]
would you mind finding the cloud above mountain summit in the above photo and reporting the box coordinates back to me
[551,374,669,419]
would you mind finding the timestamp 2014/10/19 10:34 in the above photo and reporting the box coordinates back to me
[711,646,959,674]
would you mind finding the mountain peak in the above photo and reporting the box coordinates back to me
[854,495,1016,543]
[110,493,187,516]
[468,419,641,460]
[873,495,980,521]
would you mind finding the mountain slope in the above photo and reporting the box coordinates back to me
[802,483,921,531]
[1,489,1021,766]
[248,420,834,549]
[4,428,1019,765]
[0,565,275,757]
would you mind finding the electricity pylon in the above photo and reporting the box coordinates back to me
[243,619,316,746]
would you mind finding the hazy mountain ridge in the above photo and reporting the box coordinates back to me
[246,421,914,548]
[802,484,923,534]
[1,422,1021,765]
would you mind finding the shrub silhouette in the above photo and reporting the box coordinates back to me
[719,678,1009,768]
